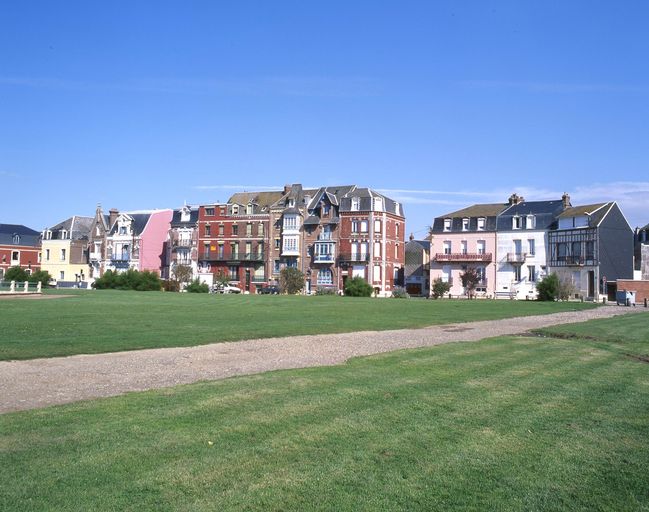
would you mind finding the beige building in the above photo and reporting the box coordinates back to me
[41,216,93,287]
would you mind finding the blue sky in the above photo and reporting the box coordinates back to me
[1,1,648,236]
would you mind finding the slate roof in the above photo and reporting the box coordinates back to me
[0,224,41,246]
[229,191,284,209]
[557,202,612,227]
[108,213,152,236]
[406,239,431,252]
[497,199,567,230]
[440,203,508,219]
[339,187,403,216]
[170,207,199,227]
[46,216,94,240]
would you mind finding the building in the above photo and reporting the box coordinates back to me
[429,202,506,298]
[494,194,569,299]
[105,210,173,274]
[404,235,430,296]
[0,224,41,280]
[634,224,649,280]
[41,216,93,287]
[547,202,633,300]
[165,205,199,281]
[87,205,115,283]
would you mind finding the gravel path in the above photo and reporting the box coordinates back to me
[1,305,645,414]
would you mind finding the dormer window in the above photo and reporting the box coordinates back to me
[462,218,469,231]
[232,205,239,215]
[246,203,254,215]
[512,216,521,230]
[12,234,20,244]
[526,215,536,229]
[60,229,68,239]
[443,218,452,232]
[180,208,191,222]
[477,218,486,231]
[287,199,295,208]
[119,225,128,235]
[351,197,360,211]
[373,197,383,211]
[322,203,330,215]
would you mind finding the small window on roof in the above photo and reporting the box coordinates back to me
[477,218,486,231]
[351,197,360,211]
[462,218,469,231]
[512,216,521,229]
[443,219,452,232]
[526,215,535,229]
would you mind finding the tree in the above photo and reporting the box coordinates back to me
[185,278,209,293]
[279,267,305,294]
[92,269,162,291]
[431,277,451,299]
[213,269,231,288]
[172,264,193,286]
[4,266,29,282]
[28,270,52,286]
[536,273,559,301]
[460,268,480,299]
[557,275,578,301]
[344,276,373,297]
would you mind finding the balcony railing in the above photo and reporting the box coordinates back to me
[201,252,264,262]
[313,254,336,263]
[555,255,591,265]
[338,253,370,263]
[434,252,492,262]
[110,257,131,268]
[89,252,102,261]
[172,239,196,249]
[317,233,334,241]
[506,252,528,263]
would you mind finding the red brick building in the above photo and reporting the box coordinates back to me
[0,224,41,280]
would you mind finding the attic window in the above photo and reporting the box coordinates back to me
[246,204,253,215]
[512,216,521,230]
[232,205,239,215]
[526,215,535,229]
[462,218,469,231]
[287,199,295,208]
[351,197,360,211]
[443,219,452,232]
[60,229,68,239]
[373,197,383,211]
[12,234,20,244]
[477,218,486,231]
[322,203,330,215]
[205,207,215,216]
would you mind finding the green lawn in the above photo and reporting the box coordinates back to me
[1,313,647,511]
[0,290,595,360]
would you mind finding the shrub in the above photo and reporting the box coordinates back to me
[391,286,410,299]
[185,278,209,293]
[558,275,578,301]
[537,273,559,301]
[279,267,305,294]
[316,286,336,296]
[344,276,373,297]
[431,278,451,299]
[28,270,52,286]
[4,266,29,282]
[92,269,162,291]
[460,268,480,299]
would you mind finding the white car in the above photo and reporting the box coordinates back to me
[211,283,241,294]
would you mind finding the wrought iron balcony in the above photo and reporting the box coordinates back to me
[201,252,265,262]
[338,253,370,263]
[434,252,492,262]
[313,254,336,263]
[172,239,196,249]
[506,252,528,263]
[110,257,131,268]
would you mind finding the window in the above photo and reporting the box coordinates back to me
[60,271,65,280]
[203,243,210,258]
[246,223,252,237]
[219,207,226,216]
[351,220,359,233]
[96,226,101,236]
[442,265,451,283]
[396,223,400,238]
[287,198,295,208]
[477,240,486,255]
[477,218,486,231]
[513,239,522,255]
[283,215,298,230]
[275,238,281,249]
[13,234,20,244]
[218,243,224,258]
[60,229,68,239]
[374,264,381,282]
[351,197,360,211]
[374,220,382,233]
[119,225,127,235]
[528,265,536,282]
[513,265,522,281]
[317,268,333,285]
[232,205,239,215]
[443,219,452,232]
[205,208,215,216]
[322,203,330,215]
[373,197,383,211]
[60,248,66,261]
[232,224,239,236]
[443,241,451,254]
[374,242,381,257]
[204,224,211,236]
[258,223,264,236]
[512,216,521,229]
[229,266,238,280]
[585,241,594,260]
[526,215,535,229]
[283,236,298,253]
[528,239,535,256]
[462,218,469,231]
[245,242,252,257]
[274,260,281,273]
[246,204,253,215]
[360,220,368,233]
[557,242,567,262]
[218,224,224,236]
[231,242,238,257]
[11,251,19,262]
[461,241,467,254]
[394,244,398,258]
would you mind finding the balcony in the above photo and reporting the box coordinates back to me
[281,248,300,257]
[556,255,589,266]
[313,254,335,263]
[506,252,528,263]
[89,252,102,261]
[110,257,130,269]
[317,233,334,241]
[201,252,265,262]
[338,253,370,263]
[434,252,492,263]
[172,239,196,249]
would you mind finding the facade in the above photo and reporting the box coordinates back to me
[547,202,633,300]
[105,210,173,274]
[405,236,430,296]
[494,194,569,299]
[0,224,41,280]
[429,203,506,298]
[165,205,199,280]
[87,205,115,282]
[41,216,93,287]
[634,224,649,280]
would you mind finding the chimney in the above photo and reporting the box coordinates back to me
[409,233,414,241]
[283,184,291,195]
[562,193,571,209]
[109,208,119,228]
[508,193,524,205]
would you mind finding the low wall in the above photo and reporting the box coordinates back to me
[616,279,649,304]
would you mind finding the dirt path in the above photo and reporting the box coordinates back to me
[1,305,644,413]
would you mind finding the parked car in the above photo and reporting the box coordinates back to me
[259,285,280,295]
[211,283,241,294]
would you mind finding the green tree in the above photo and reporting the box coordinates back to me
[28,270,52,286]
[172,265,193,286]
[185,278,209,293]
[279,267,305,294]
[536,273,559,301]
[344,276,373,297]
[460,268,480,299]
[4,266,29,282]
[431,277,451,299]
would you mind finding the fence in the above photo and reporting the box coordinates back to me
[0,281,42,294]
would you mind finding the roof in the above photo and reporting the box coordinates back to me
[228,191,284,209]
[108,212,152,236]
[557,202,613,227]
[0,224,40,236]
[303,215,320,226]
[440,203,508,219]
[0,224,41,246]
[170,207,199,227]
[339,187,403,216]
[497,199,567,230]
[46,216,94,240]
[406,239,431,251]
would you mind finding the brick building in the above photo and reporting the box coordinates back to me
[0,224,41,280]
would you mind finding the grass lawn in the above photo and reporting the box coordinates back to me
[1,313,647,511]
[0,290,596,360]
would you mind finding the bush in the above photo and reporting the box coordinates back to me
[344,276,373,297]
[92,269,162,291]
[536,273,559,301]
[391,286,410,299]
[279,267,305,294]
[28,270,52,286]
[4,266,29,282]
[316,286,336,296]
[162,279,181,292]
[185,278,209,293]
[431,278,451,299]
